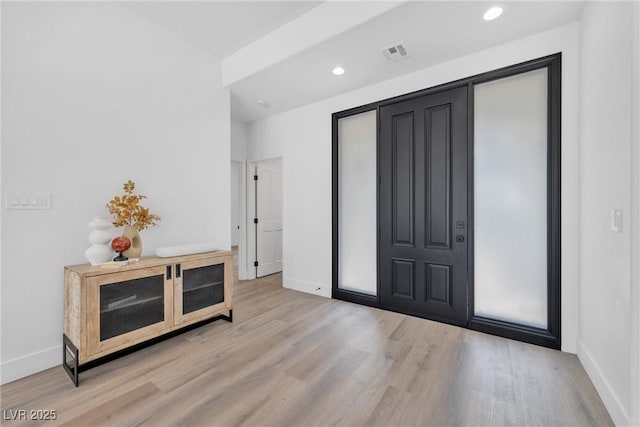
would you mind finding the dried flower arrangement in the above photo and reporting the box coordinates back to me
[106,180,161,231]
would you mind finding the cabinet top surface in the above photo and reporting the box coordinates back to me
[65,250,232,277]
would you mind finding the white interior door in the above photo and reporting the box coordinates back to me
[255,159,283,277]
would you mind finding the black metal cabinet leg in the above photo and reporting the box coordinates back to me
[62,334,79,387]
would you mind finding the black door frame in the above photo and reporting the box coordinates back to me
[332,53,561,350]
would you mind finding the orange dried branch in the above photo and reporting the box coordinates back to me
[106,180,161,231]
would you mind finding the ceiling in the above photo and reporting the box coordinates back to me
[124,1,585,123]
[122,1,322,58]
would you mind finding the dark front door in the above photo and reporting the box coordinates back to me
[379,86,468,326]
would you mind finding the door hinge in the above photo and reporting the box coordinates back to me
[254,218,258,224]
[254,175,258,181]
[254,261,259,267]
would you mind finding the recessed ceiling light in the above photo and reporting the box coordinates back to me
[483,6,503,21]
[332,66,345,76]
[255,99,270,108]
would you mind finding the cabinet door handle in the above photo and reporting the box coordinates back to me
[176,264,181,278]
[166,265,172,280]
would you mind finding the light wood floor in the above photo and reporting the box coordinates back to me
[1,261,612,426]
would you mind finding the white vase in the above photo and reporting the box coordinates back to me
[85,217,113,265]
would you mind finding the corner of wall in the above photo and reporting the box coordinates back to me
[0,0,4,388]
[578,341,633,426]
[629,1,640,424]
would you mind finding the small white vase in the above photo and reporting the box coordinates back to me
[85,217,113,265]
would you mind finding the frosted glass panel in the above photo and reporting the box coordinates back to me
[474,69,548,328]
[338,110,377,295]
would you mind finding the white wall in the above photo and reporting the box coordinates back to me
[247,22,580,353]
[231,119,248,162]
[1,3,230,383]
[578,2,640,426]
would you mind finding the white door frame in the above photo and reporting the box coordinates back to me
[230,160,242,248]
[233,160,250,281]
[246,156,283,280]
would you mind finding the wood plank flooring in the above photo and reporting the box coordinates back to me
[1,262,612,426]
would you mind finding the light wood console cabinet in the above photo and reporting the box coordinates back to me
[63,250,233,386]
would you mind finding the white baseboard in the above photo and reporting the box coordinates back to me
[577,340,635,426]
[284,277,330,298]
[1,345,61,385]
[239,266,254,281]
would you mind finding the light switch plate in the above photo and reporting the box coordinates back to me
[5,191,52,210]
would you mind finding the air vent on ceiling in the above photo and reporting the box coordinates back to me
[381,41,409,63]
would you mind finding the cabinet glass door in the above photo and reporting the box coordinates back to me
[100,274,165,340]
[175,256,231,324]
[87,265,172,356]
[182,263,224,314]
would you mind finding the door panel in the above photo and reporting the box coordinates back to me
[426,263,451,304]
[391,258,415,298]
[256,161,283,277]
[392,113,415,247]
[379,86,468,325]
[426,104,451,249]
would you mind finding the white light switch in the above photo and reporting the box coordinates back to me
[611,209,623,233]
[5,191,52,210]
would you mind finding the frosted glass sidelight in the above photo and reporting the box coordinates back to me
[474,69,548,329]
[338,110,377,295]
